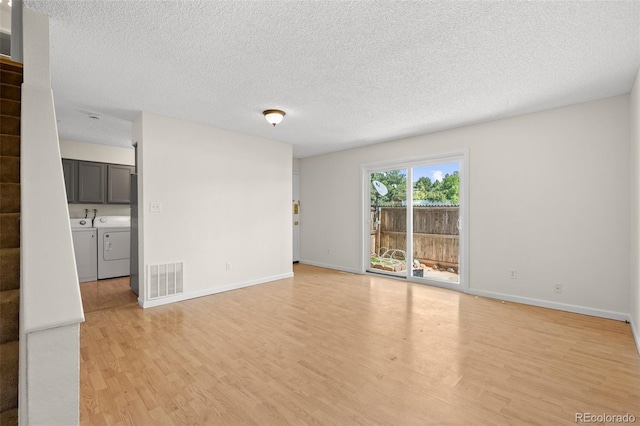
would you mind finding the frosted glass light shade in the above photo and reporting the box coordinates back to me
[263,109,286,126]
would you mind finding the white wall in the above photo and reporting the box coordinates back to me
[300,95,630,318]
[0,1,11,34]
[59,138,134,217]
[630,67,640,350]
[20,8,83,424]
[60,138,134,165]
[26,324,80,425]
[136,112,292,307]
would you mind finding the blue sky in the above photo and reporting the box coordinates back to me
[412,162,459,183]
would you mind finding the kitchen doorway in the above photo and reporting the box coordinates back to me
[80,277,138,313]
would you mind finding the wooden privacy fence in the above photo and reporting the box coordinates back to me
[371,206,460,269]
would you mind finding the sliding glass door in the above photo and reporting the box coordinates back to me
[410,162,460,285]
[365,153,467,290]
[368,168,408,278]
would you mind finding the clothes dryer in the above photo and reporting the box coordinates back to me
[94,216,131,279]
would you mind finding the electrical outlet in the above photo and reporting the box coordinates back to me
[225,262,231,271]
[510,270,517,279]
[554,283,563,294]
[150,201,162,212]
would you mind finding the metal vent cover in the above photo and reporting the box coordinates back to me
[147,262,183,300]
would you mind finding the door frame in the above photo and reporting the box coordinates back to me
[360,150,469,292]
[292,172,300,263]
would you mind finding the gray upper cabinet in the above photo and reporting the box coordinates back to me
[78,161,107,203]
[62,159,77,203]
[107,164,134,204]
[63,159,134,204]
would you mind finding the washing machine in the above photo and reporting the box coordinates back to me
[70,218,97,282]
[95,216,131,279]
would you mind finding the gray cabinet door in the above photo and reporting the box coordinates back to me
[78,161,106,203]
[62,159,77,203]
[107,165,134,204]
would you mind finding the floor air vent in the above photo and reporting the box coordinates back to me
[147,262,184,299]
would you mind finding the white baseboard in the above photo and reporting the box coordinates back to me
[466,288,630,322]
[142,260,640,354]
[140,272,294,309]
[298,259,362,274]
[629,316,640,355]
[298,262,634,323]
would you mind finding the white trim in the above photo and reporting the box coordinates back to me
[305,261,634,327]
[293,171,300,263]
[360,167,369,274]
[21,317,85,335]
[458,150,470,292]
[302,260,635,327]
[299,259,361,275]
[406,167,414,280]
[139,272,294,308]
[466,288,630,322]
[360,150,470,171]
[21,84,85,334]
[408,276,465,292]
[630,317,640,355]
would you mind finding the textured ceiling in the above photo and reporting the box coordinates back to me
[24,1,640,158]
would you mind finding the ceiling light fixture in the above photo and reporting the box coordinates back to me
[263,109,286,127]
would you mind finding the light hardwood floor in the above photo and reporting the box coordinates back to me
[80,276,138,313]
[79,264,640,425]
